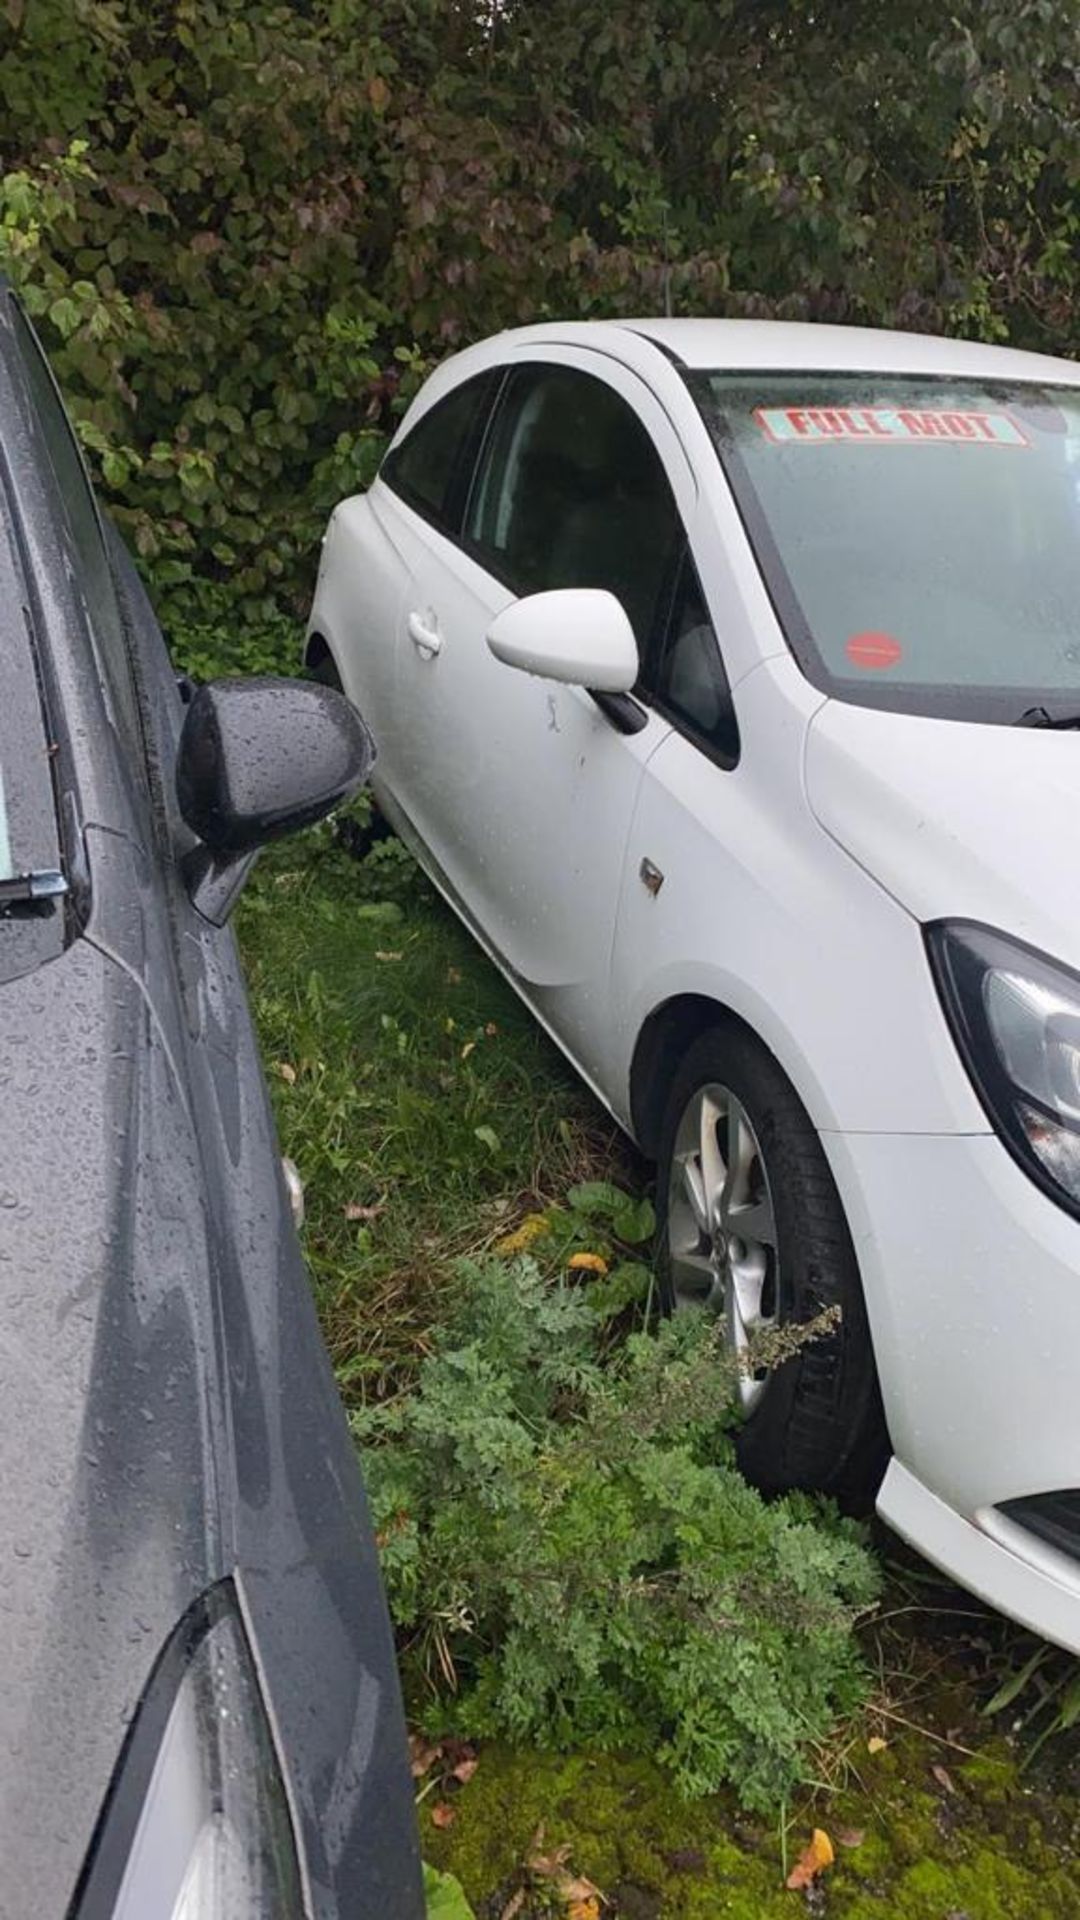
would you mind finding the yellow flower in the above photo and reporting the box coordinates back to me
[568,1251,608,1275]
[494,1213,552,1256]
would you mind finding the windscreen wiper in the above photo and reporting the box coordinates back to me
[1014,706,1080,730]
[0,867,68,912]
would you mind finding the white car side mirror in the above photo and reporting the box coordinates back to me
[486,588,639,693]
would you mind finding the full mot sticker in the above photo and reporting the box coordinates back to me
[754,406,1029,446]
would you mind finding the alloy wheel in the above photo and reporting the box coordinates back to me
[665,1082,779,1413]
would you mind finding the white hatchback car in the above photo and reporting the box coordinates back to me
[308,318,1080,1651]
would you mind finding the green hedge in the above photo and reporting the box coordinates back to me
[2,1,1079,626]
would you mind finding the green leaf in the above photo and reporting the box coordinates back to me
[583,1259,651,1319]
[612,1195,656,1245]
[474,1124,501,1154]
[101,449,131,488]
[982,1645,1049,1716]
[423,1863,475,1920]
[566,1180,630,1220]
[47,294,80,338]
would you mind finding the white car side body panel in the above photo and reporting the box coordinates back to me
[308,491,410,767]
[379,490,672,1003]
[600,654,988,1137]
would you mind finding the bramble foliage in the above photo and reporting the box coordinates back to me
[422,1862,473,1920]
[3,3,1080,625]
[356,1252,879,1809]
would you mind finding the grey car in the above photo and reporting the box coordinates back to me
[0,283,423,1919]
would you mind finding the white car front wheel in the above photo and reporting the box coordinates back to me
[656,1023,888,1509]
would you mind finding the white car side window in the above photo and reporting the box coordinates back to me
[465,362,683,652]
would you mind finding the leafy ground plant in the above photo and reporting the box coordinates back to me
[356,1248,879,1810]
[423,1862,474,1920]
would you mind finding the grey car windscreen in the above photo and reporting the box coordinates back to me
[692,371,1080,723]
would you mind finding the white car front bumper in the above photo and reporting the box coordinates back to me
[825,1127,1080,1649]
[880,1461,1080,1654]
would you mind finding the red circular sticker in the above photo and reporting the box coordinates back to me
[845,631,903,671]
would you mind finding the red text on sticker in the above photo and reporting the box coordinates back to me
[754,406,1028,447]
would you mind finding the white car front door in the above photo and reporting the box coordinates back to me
[384,352,700,1081]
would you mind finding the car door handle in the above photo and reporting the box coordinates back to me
[408,610,442,657]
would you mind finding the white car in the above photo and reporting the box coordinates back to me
[308,317,1080,1652]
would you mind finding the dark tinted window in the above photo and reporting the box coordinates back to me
[465,364,682,650]
[652,556,739,765]
[11,303,143,756]
[382,372,496,528]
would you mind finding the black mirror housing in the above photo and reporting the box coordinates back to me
[176,676,374,922]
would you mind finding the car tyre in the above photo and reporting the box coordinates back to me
[656,1022,888,1509]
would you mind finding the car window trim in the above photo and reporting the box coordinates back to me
[0,432,72,971]
[495,338,700,501]
[447,368,507,534]
[5,294,115,586]
[644,545,741,772]
[4,294,153,784]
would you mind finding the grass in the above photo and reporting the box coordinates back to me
[236,807,636,1405]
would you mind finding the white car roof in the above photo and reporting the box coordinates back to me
[492,317,1080,387]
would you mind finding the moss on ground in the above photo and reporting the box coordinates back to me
[425,1731,1080,1918]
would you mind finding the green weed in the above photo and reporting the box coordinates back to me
[237,823,633,1401]
[356,1249,879,1810]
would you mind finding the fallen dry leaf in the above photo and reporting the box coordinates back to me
[375,1509,410,1551]
[430,1802,456,1830]
[451,1754,479,1785]
[562,1878,603,1904]
[835,1827,865,1850]
[568,1902,600,1920]
[344,1202,383,1222]
[528,1837,603,1906]
[785,1828,834,1891]
[932,1763,957,1795]
[461,1041,476,1060]
[568,1252,609,1275]
[275,1061,297,1084]
[374,949,404,962]
[528,1841,572,1879]
[485,1022,499,1036]
[447,967,463,985]
[408,1734,441,1779]
[497,1894,525,1920]
[867,1735,888,1754]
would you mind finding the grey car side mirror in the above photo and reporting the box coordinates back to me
[176,676,375,924]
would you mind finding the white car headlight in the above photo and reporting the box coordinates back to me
[77,1592,303,1919]
[929,920,1080,1214]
